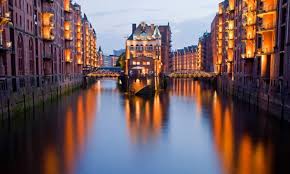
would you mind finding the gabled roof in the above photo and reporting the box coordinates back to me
[128,22,161,41]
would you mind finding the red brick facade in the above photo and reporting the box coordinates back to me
[0,0,99,92]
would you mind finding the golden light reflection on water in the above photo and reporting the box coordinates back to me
[40,79,277,174]
[42,84,99,174]
[43,145,59,174]
[172,79,273,174]
[124,94,169,144]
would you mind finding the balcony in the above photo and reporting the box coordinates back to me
[42,12,55,41]
[64,31,73,41]
[0,41,12,52]
[64,49,72,63]
[257,5,276,16]
[42,27,55,41]
[64,0,71,13]
[241,50,255,59]
[256,47,274,55]
[257,23,275,33]
[76,33,82,40]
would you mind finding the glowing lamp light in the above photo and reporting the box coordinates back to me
[6,42,12,48]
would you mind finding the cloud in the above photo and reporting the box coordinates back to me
[88,8,162,17]
[170,13,216,49]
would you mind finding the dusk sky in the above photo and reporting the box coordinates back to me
[74,0,219,54]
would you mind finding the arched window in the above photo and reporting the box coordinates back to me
[17,34,24,75]
[29,38,34,75]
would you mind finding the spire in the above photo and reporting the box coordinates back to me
[98,46,102,53]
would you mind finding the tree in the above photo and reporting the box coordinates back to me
[115,52,126,70]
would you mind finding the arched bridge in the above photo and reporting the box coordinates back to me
[169,71,217,79]
[88,67,123,78]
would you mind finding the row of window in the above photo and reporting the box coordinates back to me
[132,61,151,66]
[129,45,155,51]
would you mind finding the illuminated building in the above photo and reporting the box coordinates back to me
[273,0,289,93]
[256,0,277,89]
[158,24,172,74]
[125,22,162,77]
[0,0,12,76]
[211,15,219,73]
[197,32,212,72]
[209,0,290,115]
[82,14,99,73]
[172,46,197,72]
[0,0,98,93]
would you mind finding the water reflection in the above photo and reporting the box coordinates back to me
[171,79,282,174]
[0,79,290,174]
[124,93,169,144]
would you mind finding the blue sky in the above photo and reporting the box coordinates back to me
[75,0,218,54]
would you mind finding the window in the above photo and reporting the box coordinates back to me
[29,38,34,75]
[17,34,24,75]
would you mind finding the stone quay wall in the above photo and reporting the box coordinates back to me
[217,76,290,121]
[0,74,86,119]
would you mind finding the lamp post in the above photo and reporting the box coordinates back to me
[0,0,13,76]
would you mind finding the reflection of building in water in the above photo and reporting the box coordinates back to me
[124,94,169,144]
[211,93,272,174]
[42,87,98,174]
[170,79,207,116]
[170,78,273,174]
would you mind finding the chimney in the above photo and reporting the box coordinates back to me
[132,24,136,33]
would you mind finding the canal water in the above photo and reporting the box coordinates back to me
[1,79,290,174]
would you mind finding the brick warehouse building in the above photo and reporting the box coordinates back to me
[0,0,100,93]
[172,46,198,72]
[158,23,172,74]
[125,22,162,77]
[209,0,290,117]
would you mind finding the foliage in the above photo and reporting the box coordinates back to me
[115,52,126,70]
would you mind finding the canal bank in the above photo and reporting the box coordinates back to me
[216,76,290,121]
[0,75,96,120]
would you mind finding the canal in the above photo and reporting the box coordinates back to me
[1,79,290,174]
